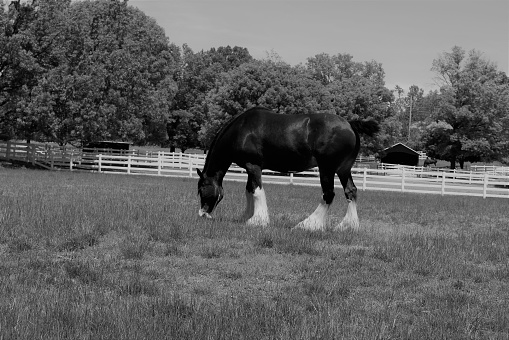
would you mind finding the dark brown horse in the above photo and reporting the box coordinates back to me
[423,157,437,167]
[197,107,379,231]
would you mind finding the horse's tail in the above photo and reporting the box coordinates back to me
[348,119,380,137]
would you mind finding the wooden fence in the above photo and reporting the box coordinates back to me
[1,141,508,199]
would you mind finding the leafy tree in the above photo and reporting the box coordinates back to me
[58,0,179,145]
[327,76,393,154]
[1,0,179,146]
[0,0,68,142]
[307,53,386,88]
[200,59,330,149]
[167,44,252,151]
[306,53,393,154]
[424,46,509,168]
[199,54,394,155]
[306,53,360,85]
[408,89,442,151]
[390,85,427,149]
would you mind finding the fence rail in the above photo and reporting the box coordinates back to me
[1,141,508,199]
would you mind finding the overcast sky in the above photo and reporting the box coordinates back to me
[129,0,508,93]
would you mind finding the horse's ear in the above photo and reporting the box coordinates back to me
[196,168,204,179]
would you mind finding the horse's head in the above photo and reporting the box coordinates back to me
[196,169,224,218]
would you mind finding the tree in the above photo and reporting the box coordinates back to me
[390,85,426,149]
[199,59,330,149]
[1,0,180,146]
[0,0,66,142]
[167,44,252,152]
[306,53,393,154]
[56,0,179,145]
[306,53,360,85]
[424,46,509,168]
[199,54,394,155]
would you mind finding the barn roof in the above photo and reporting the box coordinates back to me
[380,142,419,155]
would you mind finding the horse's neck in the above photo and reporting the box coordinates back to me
[204,149,231,182]
[204,122,237,181]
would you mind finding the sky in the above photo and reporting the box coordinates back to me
[129,0,508,93]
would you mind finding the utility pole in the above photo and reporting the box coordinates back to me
[408,95,413,142]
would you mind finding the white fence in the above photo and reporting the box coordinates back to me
[470,165,509,176]
[1,141,508,199]
[90,154,509,199]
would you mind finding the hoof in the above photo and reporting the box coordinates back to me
[240,213,253,223]
[336,219,360,231]
[293,219,326,232]
[293,201,329,232]
[198,209,212,219]
[246,216,269,227]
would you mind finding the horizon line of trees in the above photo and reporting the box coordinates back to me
[1,0,508,168]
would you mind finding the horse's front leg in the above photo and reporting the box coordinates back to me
[294,170,334,231]
[244,164,269,226]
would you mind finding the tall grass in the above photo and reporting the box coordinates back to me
[0,167,508,339]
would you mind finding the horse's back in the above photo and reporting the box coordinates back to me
[229,107,357,172]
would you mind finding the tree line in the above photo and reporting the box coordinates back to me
[1,0,508,168]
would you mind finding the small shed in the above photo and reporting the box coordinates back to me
[380,143,419,166]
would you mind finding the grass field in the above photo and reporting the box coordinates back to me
[0,167,508,339]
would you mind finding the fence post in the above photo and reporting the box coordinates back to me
[401,167,405,192]
[127,155,131,174]
[189,156,193,177]
[290,173,294,184]
[6,141,11,160]
[50,149,54,169]
[69,151,73,171]
[157,151,162,176]
[441,172,446,196]
[33,144,38,165]
[98,154,102,172]
[362,168,367,191]
[25,144,30,163]
[483,173,488,199]
[27,144,34,165]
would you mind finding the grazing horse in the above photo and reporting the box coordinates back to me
[196,107,379,231]
[423,157,437,167]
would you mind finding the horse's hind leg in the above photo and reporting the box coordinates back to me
[337,172,360,230]
[244,164,269,226]
[241,174,255,221]
[294,170,335,231]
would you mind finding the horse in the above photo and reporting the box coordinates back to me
[423,157,437,167]
[196,106,379,231]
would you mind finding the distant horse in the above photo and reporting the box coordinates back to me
[196,107,379,231]
[423,157,437,167]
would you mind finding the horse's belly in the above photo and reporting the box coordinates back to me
[263,153,317,173]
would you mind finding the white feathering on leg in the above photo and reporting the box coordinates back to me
[246,187,269,226]
[198,208,212,219]
[337,199,359,230]
[294,200,330,231]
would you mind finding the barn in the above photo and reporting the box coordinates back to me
[380,143,419,166]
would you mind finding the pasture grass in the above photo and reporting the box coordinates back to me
[0,167,508,339]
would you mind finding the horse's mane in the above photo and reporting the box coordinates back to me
[203,109,250,172]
